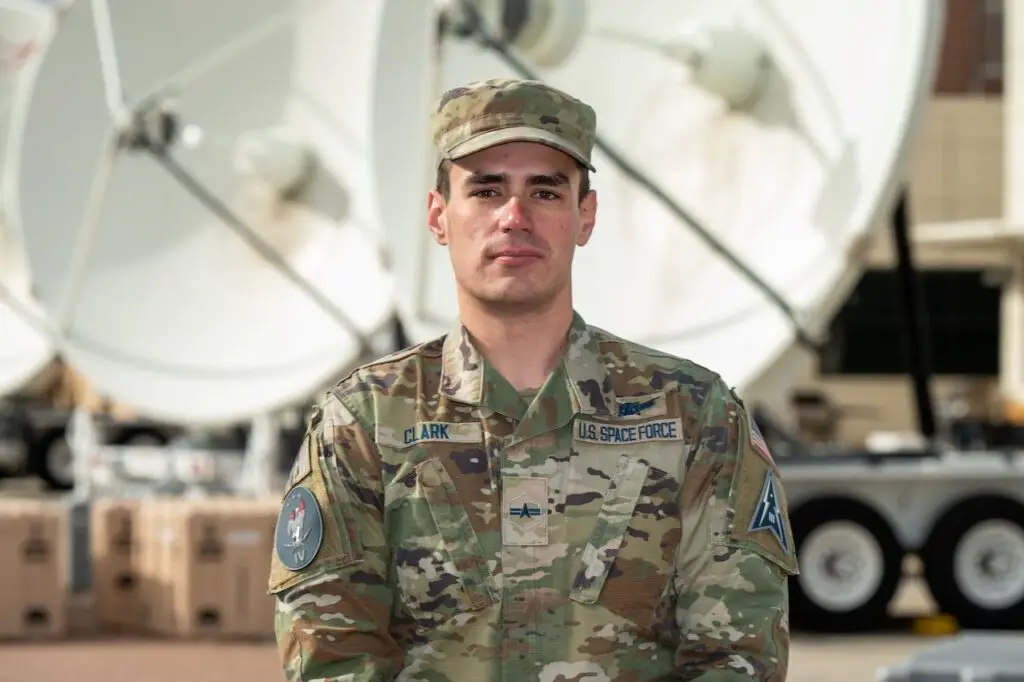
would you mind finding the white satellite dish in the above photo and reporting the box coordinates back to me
[371,0,945,399]
[0,0,58,396]
[0,244,53,394]
[7,0,397,426]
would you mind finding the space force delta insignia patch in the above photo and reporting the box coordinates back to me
[748,470,790,555]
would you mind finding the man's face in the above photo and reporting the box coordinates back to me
[427,141,597,313]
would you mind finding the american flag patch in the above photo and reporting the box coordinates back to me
[750,419,773,465]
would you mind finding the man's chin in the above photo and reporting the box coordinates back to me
[476,287,554,314]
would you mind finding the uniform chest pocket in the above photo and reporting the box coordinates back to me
[569,453,682,630]
[385,458,498,629]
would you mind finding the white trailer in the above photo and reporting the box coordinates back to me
[778,448,1024,632]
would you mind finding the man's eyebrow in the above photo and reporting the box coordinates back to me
[527,173,569,187]
[466,171,507,185]
[464,171,570,186]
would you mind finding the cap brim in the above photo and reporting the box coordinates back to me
[444,126,596,172]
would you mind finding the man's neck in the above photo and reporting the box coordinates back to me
[458,294,574,392]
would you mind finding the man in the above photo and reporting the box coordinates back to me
[269,78,799,681]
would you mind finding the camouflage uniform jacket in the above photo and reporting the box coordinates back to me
[269,312,799,681]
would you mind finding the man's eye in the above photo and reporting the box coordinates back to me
[535,190,560,200]
[471,189,498,198]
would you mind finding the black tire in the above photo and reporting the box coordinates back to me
[789,497,904,632]
[921,496,1024,630]
[30,427,74,491]
[0,406,35,478]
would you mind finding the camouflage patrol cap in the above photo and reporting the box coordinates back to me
[431,78,597,172]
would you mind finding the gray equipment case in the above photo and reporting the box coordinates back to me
[878,633,1024,682]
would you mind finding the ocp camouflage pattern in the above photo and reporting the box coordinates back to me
[269,312,799,681]
[431,78,598,171]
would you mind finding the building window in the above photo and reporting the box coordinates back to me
[819,268,1002,376]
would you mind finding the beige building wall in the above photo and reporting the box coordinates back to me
[908,97,1004,227]
[794,97,1008,447]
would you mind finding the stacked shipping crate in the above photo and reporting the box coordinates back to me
[0,500,67,638]
[0,496,280,640]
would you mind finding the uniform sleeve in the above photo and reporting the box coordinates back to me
[268,393,403,682]
[668,380,799,681]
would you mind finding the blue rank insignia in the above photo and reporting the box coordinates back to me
[275,486,324,571]
[748,470,790,555]
[508,501,543,519]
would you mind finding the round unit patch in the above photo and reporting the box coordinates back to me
[275,486,324,571]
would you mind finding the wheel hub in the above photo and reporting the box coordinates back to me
[799,520,885,612]
[954,519,1024,610]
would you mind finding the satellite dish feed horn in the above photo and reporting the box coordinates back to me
[9,0,397,425]
[233,126,316,200]
[371,0,945,399]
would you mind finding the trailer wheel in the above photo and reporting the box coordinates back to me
[789,498,904,632]
[0,406,34,478]
[922,497,1024,630]
[30,427,74,492]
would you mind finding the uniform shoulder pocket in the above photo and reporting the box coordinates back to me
[268,430,366,595]
[723,430,799,577]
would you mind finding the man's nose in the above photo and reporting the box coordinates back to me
[497,196,531,231]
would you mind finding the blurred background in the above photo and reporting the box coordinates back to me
[786,0,1011,450]
[1,1,1024,681]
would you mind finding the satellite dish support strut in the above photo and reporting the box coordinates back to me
[890,188,937,442]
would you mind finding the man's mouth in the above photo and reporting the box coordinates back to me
[490,248,543,266]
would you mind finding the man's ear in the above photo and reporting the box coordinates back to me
[427,189,448,245]
[576,189,597,247]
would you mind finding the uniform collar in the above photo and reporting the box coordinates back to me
[561,310,617,416]
[439,311,616,434]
